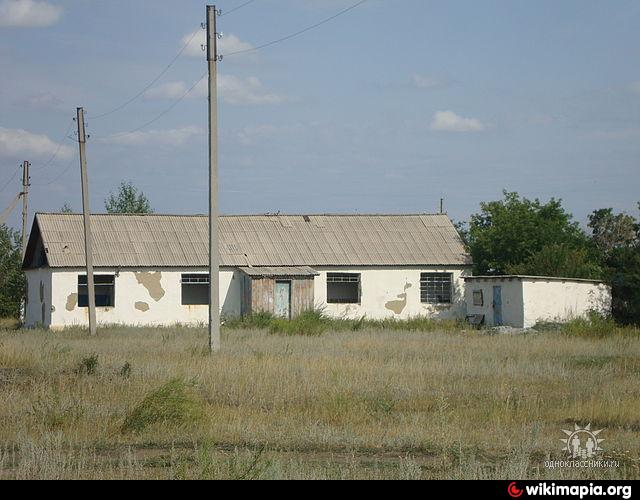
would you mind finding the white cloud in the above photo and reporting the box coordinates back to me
[412,75,442,90]
[146,75,285,105]
[219,75,284,105]
[99,126,204,147]
[181,29,253,58]
[0,0,62,27]
[144,81,191,100]
[17,92,64,110]
[430,111,485,132]
[0,127,73,160]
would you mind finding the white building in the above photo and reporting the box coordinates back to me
[464,275,612,328]
[23,213,472,329]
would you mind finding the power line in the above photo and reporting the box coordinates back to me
[221,0,258,17]
[32,153,78,187]
[224,0,369,57]
[0,167,20,195]
[32,120,75,171]
[94,72,208,140]
[88,27,202,120]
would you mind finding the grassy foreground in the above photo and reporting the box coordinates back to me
[0,323,639,480]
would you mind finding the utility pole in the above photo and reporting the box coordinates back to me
[76,107,97,336]
[21,161,30,256]
[440,198,444,214]
[207,5,221,353]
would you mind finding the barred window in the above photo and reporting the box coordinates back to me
[327,273,361,304]
[420,273,453,304]
[78,275,115,308]
[181,274,210,305]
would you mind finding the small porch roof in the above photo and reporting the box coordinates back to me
[239,266,319,278]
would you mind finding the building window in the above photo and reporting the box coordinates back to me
[420,273,453,304]
[78,275,115,308]
[327,273,361,304]
[181,274,210,305]
[473,289,484,306]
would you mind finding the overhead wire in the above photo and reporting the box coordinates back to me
[221,0,258,17]
[224,0,369,57]
[88,27,202,120]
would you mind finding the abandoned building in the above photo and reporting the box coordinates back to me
[22,212,472,329]
[464,275,612,329]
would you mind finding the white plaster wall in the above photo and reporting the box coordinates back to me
[464,279,524,327]
[313,267,470,320]
[48,268,241,329]
[25,268,52,328]
[522,280,612,328]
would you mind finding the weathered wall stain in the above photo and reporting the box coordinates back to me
[385,283,413,315]
[134,272,165,302]
[66,293,78,312]
[135,301,150,312]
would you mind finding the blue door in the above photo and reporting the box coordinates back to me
[493,286,503,326]
[275,281,291,319]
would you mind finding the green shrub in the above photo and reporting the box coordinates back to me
[535,312,639,338]
[223,312,274,330]
[121,379,204,434]
[269,309,327,337]
[74,354,99,375]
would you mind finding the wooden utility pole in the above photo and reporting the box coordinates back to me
[206,5,221,353]
[76,107,97,336]
[21,161,30,256]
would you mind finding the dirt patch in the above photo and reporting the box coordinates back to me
[385,283,412,315]
[135,302,150,312]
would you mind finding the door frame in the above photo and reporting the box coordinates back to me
[275,280,292,319]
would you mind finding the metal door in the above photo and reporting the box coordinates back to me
[275,281,291,319]
[493,286,503,326]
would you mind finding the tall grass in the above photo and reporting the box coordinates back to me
[225,309,465,337]
[0,324,638,479]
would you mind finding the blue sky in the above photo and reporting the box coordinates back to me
[1,0,639,231]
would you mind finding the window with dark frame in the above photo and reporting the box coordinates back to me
[420,273,453,304]
[327,273,361,304]
[78,275,115,308]
[473,289,484,306]
[181,274,210,306]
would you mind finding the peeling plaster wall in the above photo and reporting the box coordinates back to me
[314,267,470,320]
[44,268,240,329]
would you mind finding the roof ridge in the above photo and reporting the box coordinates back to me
[36,212,450,218]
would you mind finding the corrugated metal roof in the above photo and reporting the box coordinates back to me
[239,266,319,278]
[29,213,471,268]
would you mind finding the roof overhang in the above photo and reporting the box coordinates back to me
[239,266,319,278]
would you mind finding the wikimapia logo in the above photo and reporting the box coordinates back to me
[561,424,604,459]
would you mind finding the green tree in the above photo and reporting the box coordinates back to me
[0,224,25,318]
[589,206,640,325]
[507,243,602,279]
[468,191,597,277]
[60,203,73,213]
[105,182,153,214]
[588,208,638,258]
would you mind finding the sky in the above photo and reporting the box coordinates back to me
[1,0,639,232]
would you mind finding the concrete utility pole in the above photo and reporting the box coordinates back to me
[76,107,97,336]
[21,160,30,256]
[207,5,221,353]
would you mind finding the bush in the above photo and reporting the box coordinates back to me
[121,379,204,434]
[74,354,99,376]
[269,309,327,337]
[535,312,639,338]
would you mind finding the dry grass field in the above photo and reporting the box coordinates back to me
[0,323,639,480]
